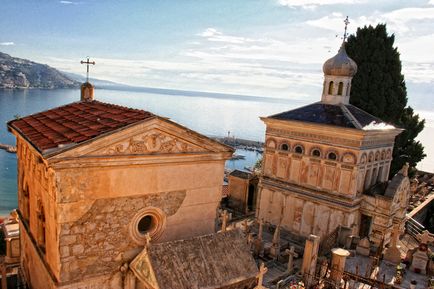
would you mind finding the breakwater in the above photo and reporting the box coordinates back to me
[213,137,264,152]
[0,143,16,153]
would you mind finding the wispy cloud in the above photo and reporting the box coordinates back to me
[278,0,364,9]
[198,28,254,44]
[59,1,79,5]
[0,42,15,46]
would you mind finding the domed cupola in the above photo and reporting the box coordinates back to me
[323,43,357,77]
[321,17,358,105]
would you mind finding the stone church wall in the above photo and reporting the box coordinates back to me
[16,138,61,280]
[257,186,359,239]
[20,222,56,289]
[51,159,225,283]
[58,191,186,282]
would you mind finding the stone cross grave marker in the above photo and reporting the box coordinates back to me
[254,262,268,289]
[285,246,298,274]
[419,230,433,245]
[221,210,229,232]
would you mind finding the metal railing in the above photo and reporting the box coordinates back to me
[405,216,425,240]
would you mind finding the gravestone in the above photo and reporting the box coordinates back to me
[384,225,402,264]
[356,237,370,256]
[337,226,352,247]
[285,246,298,274]
[301,234,320,287]
[270,224,281,260]
[410,249,428,274]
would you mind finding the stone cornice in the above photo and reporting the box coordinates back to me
[47,152,231,170]
[261,177,362,211]
[265,126,398,149]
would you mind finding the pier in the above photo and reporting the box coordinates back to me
[0,144,16,153]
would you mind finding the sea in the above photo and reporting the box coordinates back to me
[1,88,433,216]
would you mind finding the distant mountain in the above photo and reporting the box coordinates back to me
[0,52,79,89]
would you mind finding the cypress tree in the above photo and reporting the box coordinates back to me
[346,24,425,177]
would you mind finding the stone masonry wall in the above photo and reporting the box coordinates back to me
[59,190,186,283]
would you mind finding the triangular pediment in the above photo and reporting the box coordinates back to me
[48,117,232,159]
[130,248,160,289]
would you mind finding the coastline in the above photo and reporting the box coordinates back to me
[212,136,264,150]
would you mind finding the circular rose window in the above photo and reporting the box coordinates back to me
[129,207,166,245]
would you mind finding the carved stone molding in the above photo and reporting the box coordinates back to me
[267,128,360,147]
[97,131,205,155]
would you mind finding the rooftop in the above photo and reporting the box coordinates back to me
[131,229,258,289]
[268,102,390,130]
[229,169,253,179]
[7,100,155,155]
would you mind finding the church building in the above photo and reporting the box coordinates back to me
[6,81,258,289]
[257,40,410,247]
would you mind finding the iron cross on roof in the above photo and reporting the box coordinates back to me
[343,16,350,42]
[80,57,96,82]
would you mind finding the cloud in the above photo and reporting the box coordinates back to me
[429,0,434,5]
[278,0,364,8]
[0,42,14,46]
[59,1,78,5]
[198,28,254,44]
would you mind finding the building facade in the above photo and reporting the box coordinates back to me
[256,42,410,246]
[8,97,234,288]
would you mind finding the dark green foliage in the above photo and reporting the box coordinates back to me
[391,107,426,176]
[346,24,425,177]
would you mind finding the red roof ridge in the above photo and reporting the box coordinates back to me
[8,100,156,155]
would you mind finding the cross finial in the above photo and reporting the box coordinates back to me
[343,16,350,42]
[80,57,96,82]
[144,233,152,248]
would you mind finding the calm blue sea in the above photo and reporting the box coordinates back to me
[1,88,433,216]
[0,89,296,215]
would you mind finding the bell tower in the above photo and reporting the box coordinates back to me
[321,16,358,105]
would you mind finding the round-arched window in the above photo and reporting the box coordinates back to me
[294,145,304,154]
[138,215,155,235]
[281,143,289,151]
[312,149,321,157]
[328,152,337,160]
[130,207,166,244]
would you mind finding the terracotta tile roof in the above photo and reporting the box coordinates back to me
[8,100,155,154]
[222,184,229,197]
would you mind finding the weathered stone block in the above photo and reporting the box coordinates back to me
[60,235,77,246]
[60,246,70,258]
[72,244,84,255]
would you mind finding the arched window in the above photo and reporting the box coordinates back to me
[281,143,289,151]
[23,185,30,223]
[328,81,334,95]
[337,82,343,95]
[346,83,350,96]
[37,201,46,251]
[311,149,321,157]
[327,152,337,160]
[294,145,304,154]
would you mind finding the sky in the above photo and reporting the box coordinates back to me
[1,0,434,103]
